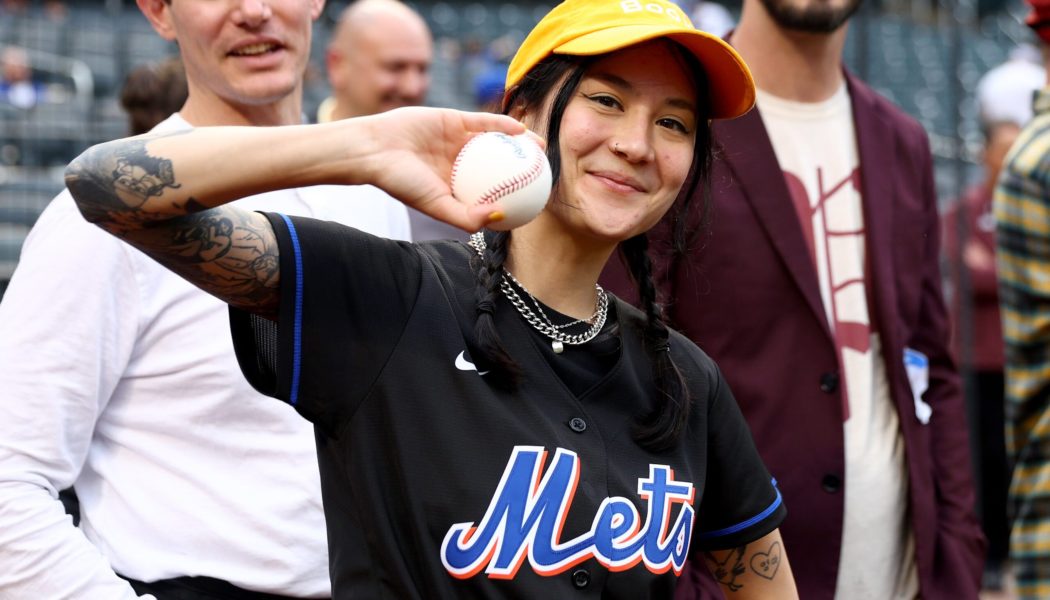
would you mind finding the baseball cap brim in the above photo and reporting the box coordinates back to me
[552,25,754,120]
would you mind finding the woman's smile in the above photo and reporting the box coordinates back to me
[587,169,649,194]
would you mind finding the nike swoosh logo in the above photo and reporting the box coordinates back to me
[455,351,489,376]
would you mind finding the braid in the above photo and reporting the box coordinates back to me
[466,55,589,390]
[619,47,712,451]
[472,231,522,388]
[621,234,690,452]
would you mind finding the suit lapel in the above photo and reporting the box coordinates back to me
[847,73,897,342]
[714,109,833,342]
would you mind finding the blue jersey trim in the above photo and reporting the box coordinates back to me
[279,213,304,407]
[695,478,782,540]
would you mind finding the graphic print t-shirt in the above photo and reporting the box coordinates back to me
[757,85,918,599]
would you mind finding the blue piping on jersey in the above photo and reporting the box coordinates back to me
[279,214,304,406]
[695,478,782,539]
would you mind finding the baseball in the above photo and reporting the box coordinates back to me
[451,132,552,231]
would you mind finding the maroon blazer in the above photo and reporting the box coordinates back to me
[602,73,984,599]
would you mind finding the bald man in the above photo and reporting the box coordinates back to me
[318,0,432,122]
[319,0,463,241]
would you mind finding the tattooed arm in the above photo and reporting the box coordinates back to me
[702,529,799,599]
[64,133,288,318]
[64,108,525,317]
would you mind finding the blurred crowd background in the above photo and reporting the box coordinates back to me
[0,0,1041,595]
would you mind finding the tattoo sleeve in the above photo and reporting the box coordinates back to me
[67,135,188,232]
[65,135,281,318]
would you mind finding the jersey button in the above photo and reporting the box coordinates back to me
[822,474,842,493]
[568,417,587,433]
[819,372,839,393]
[571,568,591,589]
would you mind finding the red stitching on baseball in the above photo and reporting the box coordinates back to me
[450,134,484,194]
[476,147,544,206]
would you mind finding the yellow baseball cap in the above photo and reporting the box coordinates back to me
[506,0,755,119]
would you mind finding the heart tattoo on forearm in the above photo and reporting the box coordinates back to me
[749,541,782,579]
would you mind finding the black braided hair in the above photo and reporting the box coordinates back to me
[617,45,715,452]
[470,230,521,387]
[622,234,690,452]
[470,56,591,389]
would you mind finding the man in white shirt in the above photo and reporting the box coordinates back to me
[0,0,408,598]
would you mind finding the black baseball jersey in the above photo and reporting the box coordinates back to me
[230,214,786,599]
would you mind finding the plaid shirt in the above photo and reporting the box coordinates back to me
[995,86,1050,599]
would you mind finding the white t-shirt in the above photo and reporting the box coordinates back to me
[0,113,410,598]
[757,85,919,600]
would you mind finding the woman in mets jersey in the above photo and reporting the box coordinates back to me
[65,0,800,597]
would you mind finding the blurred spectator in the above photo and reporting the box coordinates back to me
[942,118,1021,591]
[119,56,188,136]
[0,46,45,110]
[321,0,464,243]
[995,0,1050,597]
[977,45,1046,127]
[948,52,1042,592]
[318,0,432,122]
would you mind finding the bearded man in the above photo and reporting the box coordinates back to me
[602,0,985,598]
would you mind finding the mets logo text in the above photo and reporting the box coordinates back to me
[440,446,695,579]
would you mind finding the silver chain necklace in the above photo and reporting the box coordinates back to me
[469,232,609,354]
